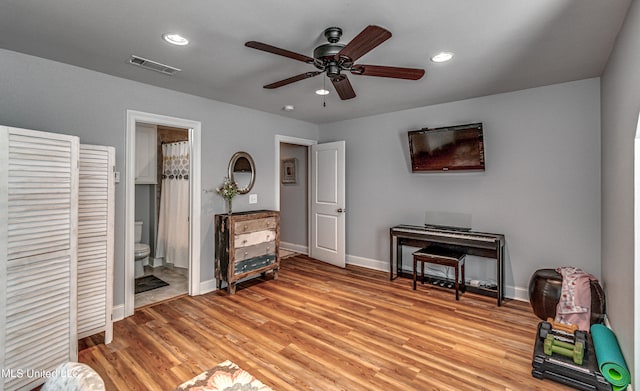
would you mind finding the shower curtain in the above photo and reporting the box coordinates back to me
[156,141,189,269]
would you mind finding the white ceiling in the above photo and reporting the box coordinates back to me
[0,0,631,124]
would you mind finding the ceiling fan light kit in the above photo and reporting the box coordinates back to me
[245,25,425,101]
[431,51,454,63]
[162,33,189,46]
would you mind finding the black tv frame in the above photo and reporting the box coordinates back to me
[408,122,485,172]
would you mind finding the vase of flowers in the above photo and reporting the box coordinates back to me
[217,176,238,215]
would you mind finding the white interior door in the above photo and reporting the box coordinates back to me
[310,141,345,267]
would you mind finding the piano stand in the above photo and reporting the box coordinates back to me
[413,246,466,300]
[390,224,505,306]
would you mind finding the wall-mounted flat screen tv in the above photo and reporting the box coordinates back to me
[408,123,485,172]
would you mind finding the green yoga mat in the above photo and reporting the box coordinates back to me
[590,324,630,390]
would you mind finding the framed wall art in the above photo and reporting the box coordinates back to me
[281,158,296,184]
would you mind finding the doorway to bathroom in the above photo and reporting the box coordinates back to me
[125,110,201,318]
[134,125,189,308]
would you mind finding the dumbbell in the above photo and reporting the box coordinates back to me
[539,320,587,347]
[543,333,584,365]
[540,318,578,339]
[545,317,578,333]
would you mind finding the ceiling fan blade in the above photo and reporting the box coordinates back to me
[336,25,392,64]
[264,71,322,89]
[331,76,356,100]
[350,64,425,80]
[245,41,315,64]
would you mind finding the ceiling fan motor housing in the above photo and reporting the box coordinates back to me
[313,27,353,72]
[313,44,344,61]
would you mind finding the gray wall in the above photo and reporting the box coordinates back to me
[319,78,602,298]
[601,0,640,381]
[0,48,319,307]
[279,143,308,250]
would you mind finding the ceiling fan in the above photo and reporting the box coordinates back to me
[245,25,425,100]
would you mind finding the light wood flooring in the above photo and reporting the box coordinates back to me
[79,255,572,390]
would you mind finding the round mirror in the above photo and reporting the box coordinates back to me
[228,151,255,194]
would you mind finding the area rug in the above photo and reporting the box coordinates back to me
[134,275,169,294]
[173,360,273,391]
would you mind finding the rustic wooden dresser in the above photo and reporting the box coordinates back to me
[215,210,280,294]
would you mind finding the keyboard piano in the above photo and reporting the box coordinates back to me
[390,224,505,306]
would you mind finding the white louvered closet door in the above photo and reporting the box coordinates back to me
[0,126,79,391]
[77,144,114,344]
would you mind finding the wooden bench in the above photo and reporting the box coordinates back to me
[413,245,466,300]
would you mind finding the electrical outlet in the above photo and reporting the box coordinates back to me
[249,194,258,204]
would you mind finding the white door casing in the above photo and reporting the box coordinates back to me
[125,110,201,318]
[310,141,346,267]
[274,135,317,213]
[633,111,640,386]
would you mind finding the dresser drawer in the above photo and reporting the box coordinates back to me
[234,255,276,275]
[234,229,276,248]
[234,241,276,262]
[234,217,277,235]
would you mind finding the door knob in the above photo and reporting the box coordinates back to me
[337,208,346,213]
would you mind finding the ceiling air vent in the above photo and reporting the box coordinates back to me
[128,55,181,76]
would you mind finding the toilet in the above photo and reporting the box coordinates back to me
[134,221,151,278]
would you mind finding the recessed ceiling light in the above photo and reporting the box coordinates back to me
[163,33,189,46]
[283,105,295,111]
[315,89,330,96]
[431,52,454,63]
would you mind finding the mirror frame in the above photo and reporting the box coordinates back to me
[228,151,256,194]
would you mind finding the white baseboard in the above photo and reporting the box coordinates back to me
[345,253,530,302]
[150,257,164,268]
[602,314,610,328]
[209,249,532,302]
[505,285,529,302]
[112,304,125,322]
[118,257,531,320]
[113,280,216,323]
[280,241,308,255]
[346,254,388,272]
[200,279,217,294]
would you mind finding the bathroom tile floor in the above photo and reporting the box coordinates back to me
[134,265,188,308]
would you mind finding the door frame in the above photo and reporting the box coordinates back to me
[125,110,201,317]
[633,111,640,385]
[274,135,317,253]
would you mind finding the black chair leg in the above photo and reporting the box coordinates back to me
[454,271,458,300]
[412,257,417,290]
